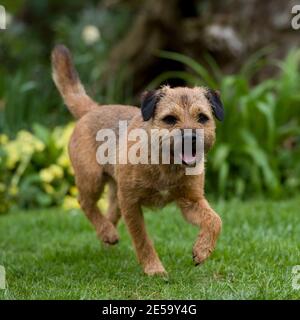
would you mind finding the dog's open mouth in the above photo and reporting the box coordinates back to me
[179,139,197,166]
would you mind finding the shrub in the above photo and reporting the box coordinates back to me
[149,49,300,198]
[0,3,133,136]
[0,123,77,213]
[1,49,300,213]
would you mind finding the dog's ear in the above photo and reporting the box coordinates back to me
[141,90,161,121]
[205,88,225,121]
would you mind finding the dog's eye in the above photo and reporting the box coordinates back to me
[198,113,209,124]
[162,115,178,125]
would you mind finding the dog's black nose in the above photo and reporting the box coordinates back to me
[181,130,197,153]
[192,132,197,144]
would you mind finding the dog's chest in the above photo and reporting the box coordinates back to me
[141,184,178,208]
[140,167,185,208]
[159,189,171,198]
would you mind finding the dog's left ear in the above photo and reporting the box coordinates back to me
[205,89,225,121]
[141,90,161,121]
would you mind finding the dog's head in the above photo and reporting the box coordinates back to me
[141,86,224,166]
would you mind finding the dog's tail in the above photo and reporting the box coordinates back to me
[51,44,97,119]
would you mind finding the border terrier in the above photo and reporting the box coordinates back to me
[51,45,224,276]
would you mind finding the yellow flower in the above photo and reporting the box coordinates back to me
[40,164,64,183]
[57,154,70,168]
[17,130,45,153]
[54,123,74,149]
[62,196,80,210]
[21,143,34,156]
[70,186,78,196]
[98,197,108,212]
[8,185,18,196]
[68,166,74,175]
[4,142,20,169]
[44,183,55,194]
[49,164,64,179]
[4,130,45,169]
[0,134,8,145]
[40,168,54,183]
[98,186,109,212]
[33,140,44,152]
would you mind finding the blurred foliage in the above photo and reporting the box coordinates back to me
[150,50,300,198]
[0,123,108,213]
[0,0,133,135]
[1,49,299,213]
[0,123,76,213]
[0,1,300,211]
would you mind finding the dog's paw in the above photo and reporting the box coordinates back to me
[97,221,119,245]
[192,245,213,266]
[144,262,167,277]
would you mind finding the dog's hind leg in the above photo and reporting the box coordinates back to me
[106,180,121,226]
[69,123,119,245]
[76,172,119,245]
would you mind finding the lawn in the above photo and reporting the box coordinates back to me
[0,197,300,300]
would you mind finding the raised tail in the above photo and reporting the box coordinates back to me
[51,44,97,119]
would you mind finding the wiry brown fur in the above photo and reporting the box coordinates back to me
[52,45,222,276]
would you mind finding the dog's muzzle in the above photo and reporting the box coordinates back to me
[175,130,204,167]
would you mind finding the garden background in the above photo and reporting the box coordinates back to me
[0,0,300,299]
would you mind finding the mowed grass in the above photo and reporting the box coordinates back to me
[1,198,300,300]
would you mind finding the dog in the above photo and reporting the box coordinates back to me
[51,44,224,276]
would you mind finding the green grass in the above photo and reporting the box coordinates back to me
[0,198,300,300]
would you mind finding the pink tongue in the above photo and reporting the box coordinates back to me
[180,153,196,165]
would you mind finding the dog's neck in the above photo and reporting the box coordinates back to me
[150,164,192,189]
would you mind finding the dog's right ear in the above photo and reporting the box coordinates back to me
[205,88,225,121]
[141,90,161,121]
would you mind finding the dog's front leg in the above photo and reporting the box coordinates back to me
[119,196,167,276]
[178,198,222,265]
